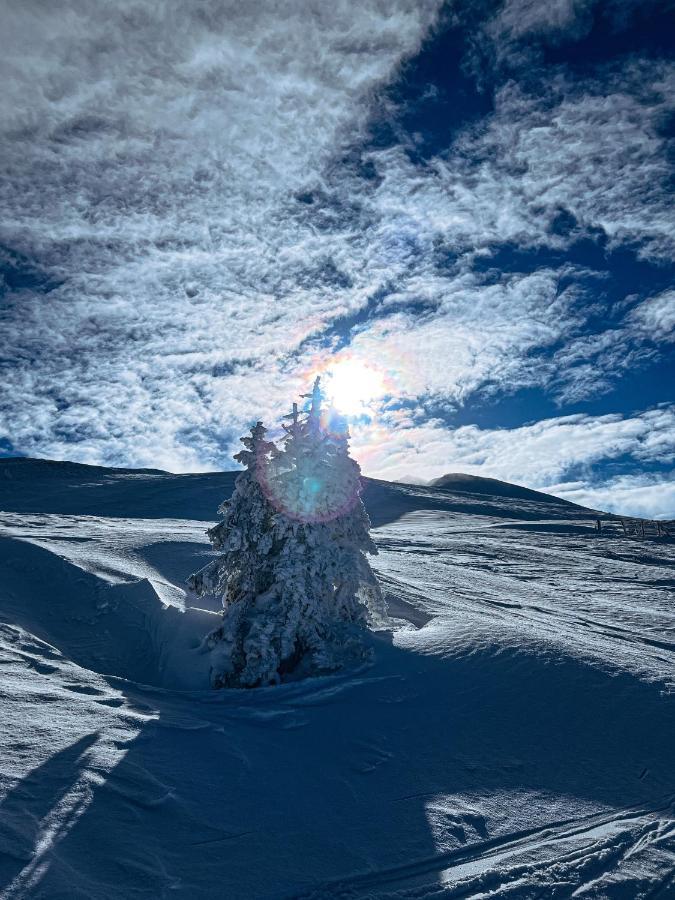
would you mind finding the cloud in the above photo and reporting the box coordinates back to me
[327,268,580,407]
[291,55,674,409]
[627,289,675,341]
[363,60,675,260]
[354,405,675,500]
[0,0,673,517]
[327,57,675,406]
[548,285,674,402]
[0,0,441,469]
[476,0,670,68]
[551,474,675,520]
[481,0,597,62]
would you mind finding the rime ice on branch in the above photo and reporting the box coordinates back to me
[188,378,385,688]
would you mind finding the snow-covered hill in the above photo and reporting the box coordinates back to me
[0,458,673,898]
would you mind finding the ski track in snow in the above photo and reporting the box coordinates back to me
[0,460,673,898]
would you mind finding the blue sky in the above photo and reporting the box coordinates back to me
[1,0,674,517]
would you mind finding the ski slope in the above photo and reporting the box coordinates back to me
[0,457,673,899]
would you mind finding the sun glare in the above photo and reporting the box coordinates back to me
[323,359,386,416]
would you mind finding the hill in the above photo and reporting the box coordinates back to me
[0,456,594,524]
[430,471,580,505]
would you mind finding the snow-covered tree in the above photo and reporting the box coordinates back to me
[188,380,384,688]
[186,421,279,685]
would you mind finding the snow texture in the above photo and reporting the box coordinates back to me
[0,456,674,898]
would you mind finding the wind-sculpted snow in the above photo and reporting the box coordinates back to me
[0,458,673,898]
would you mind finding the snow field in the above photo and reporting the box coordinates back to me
[0,459,673,898]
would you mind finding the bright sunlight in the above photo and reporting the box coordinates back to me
[322,358,386,417]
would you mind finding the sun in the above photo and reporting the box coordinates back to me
[323,359,386,416]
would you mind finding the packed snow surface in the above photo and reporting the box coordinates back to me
[0,457,673,898]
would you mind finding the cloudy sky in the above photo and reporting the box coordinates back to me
[1,0,674,517]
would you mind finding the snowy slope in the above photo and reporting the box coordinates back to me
[0,457,673,899]
[429,472,580,506]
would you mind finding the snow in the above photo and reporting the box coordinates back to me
[0,457,674,898]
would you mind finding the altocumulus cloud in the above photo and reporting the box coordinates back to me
[355,406,675,490]
[0,0,440,469]
[0,0,673,516]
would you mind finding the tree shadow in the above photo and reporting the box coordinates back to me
[7,627,672,898]
[0,732,99,895]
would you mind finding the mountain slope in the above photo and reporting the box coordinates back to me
[0,456,595,523]
[430,471,581,505]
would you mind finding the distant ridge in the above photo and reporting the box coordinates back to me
[429,472,578,506]
[0,457,596,522]
[392,475,428,486]
[0,455,166,478]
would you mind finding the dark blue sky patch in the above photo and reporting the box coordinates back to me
[471,240,675,312]
[445,348,675,432]
[562,454,674,488]
[542,0,675,72]
[448,385,564,430]
[363,3,494,164]
[0,437,21,458]
[0,245,63,296]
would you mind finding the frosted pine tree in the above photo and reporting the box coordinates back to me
[187,421,280,687]
[189,380,385,688]
[322,405,387,627]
